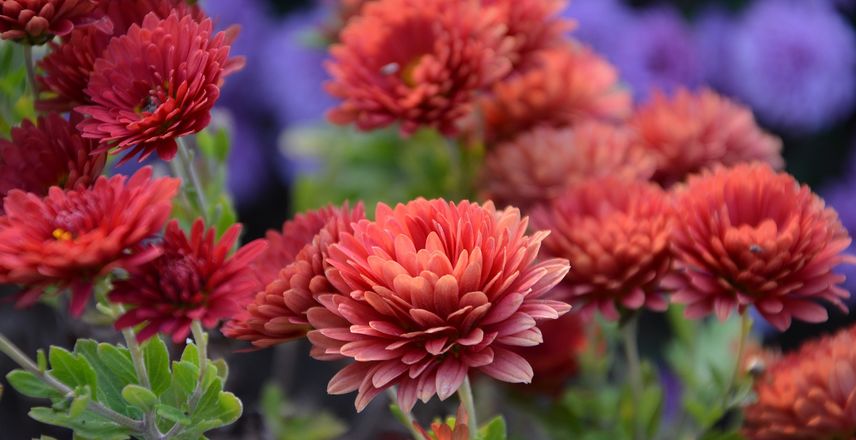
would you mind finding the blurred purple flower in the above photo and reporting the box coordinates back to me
[562,0,633,63]
[695,8,738,94]
[730,0,856,133]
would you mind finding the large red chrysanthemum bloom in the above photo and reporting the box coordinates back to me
[511,310,586,393]
[482,0,573,71]
[36,0,202,112]
[480,45,631,145]
[0,0,104,44]
[479,121,656,210]
[306,199,571,412]
[223,203,365,348]
[111,219,266,343]
[325,0,511,136]
[631,88,784,187]
[0,167,178,315]
[532,177,674,319]
[76,11,241,163]
[743,326,856,440]
[668,163,854,330]
[0,113,106,212]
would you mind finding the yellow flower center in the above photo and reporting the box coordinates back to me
[52,228,73,241]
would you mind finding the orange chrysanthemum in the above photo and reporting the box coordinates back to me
[480,45,631,145]
[479,121,656,210]
[743,326,856,440]
[0,0,104,44]
[631,88,784,187]
[325,0,511,136]
[482,0,574,71]
[223,203,365,349]
[0,167,178,315]
[532,177,673,319]
[307,199,570,412]
[668,163,853,330]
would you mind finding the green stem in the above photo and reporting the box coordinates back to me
[22,44,38,99]
[386,388,423,440]
[621,315,645,440]
[722,310,752,408]
[0,333,144,432]
[175,137,210,218]
[121,326,162,439]
[457,376,478,440]
[162,321,208,439]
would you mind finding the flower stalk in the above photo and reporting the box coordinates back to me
[621,314,645,440]
[458,376,478,440]
[174,137,210,219]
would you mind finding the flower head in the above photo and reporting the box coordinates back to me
[76,12,241,163]
[532,177,673,319]
[223,203,366,348]
[631,88,783,187]
[668,163,854,330]
[480,45,631,145]
[0,113,106,212]
[511,310,586,393]
[743,326,856,440]
[307,199,570,412]
[325,0,511,136]
[414,404,469,440]
[0,167,178,315]
[480,121,655,210]
[111,219,266,343]
[0,0,103,44]
[482,0,573,71]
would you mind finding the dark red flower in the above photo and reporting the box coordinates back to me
[0,112,106,212]
[0,0,104,44]
[76,12,242,163]
[0,167,178,315]
[111,219,266,343]
[223,203,365,348]
[511,310,587,393]
[482,0,574,71]
[668,163,854,330]
[325,0,511,136]
[532,177,674,319]
[306,199,570,412]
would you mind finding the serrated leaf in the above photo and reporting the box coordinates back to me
[6,370,61,399]
[48,346,97,395]
[122,384,157,411]
[29,407,132,440]
[74,340,137,418]
[142,336,170,396]
[155,403,191,425]
[478,416,507,440]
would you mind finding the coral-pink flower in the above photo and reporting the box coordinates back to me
[482,0,574,71]
[306,199,570,412]
[0,0,104,44]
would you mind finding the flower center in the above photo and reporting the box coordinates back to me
[51,228,73,241]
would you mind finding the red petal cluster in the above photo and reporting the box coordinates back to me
[511,310,587,393]
[415,405,469,440]
[532,177,673,319]
[480,121,656,210]
[307,199,571,412]
[76,12,240,162]
[0,113,106,212]
[669,163,853,330]
[111,219,266,343]
[482,0,573,71]
[480,45,631,145]
[743,326,856,440]
[631,88,784,187]
[0,0,100,44]
[0,167,178,315]
[224,203,366,348]
[325,0,511,136]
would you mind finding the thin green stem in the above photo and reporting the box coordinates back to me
[121,326,162,439]
[0,333,144,432]
[457,376,478,440]
[175,137,210,217]
[386,388,422,440]
[722,310,752,408]
[22,44,38,99]
[621,315,645,440]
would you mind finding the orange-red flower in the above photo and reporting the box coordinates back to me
[0,0,103,44]
[482,0,573,71]
[511,310,587,393]
[307,199,570,412]
[414,405,469,440]
[0,113,106,212]
[223,203,365,349]
[76,11,241,162]
[480,45,631,145]
[631,88,783,187]
[668,163,853,330]
[532,177,673,319]
[743,326,856,440]
[479,121,656,210]
[0,167,178,315]
[111,219,265,343]
[325,0,511,136]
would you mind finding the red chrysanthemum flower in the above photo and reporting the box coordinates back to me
[76,11,241,163]
[480,45,631,145]
[111,219,266,343]
[743,326,856,440]
[668,163,854,330]
[532,177,674,319]
[0,0,103,44]
[631,88,784,187]
[325,0,511,136]
[482,0,574,71]
[0,113,106,212]
[0,167,178,315]
[223,203,365,348]
[511,310,586,393]
[479,121,656,210]
[36,0,203,112]
[306,199,571,412]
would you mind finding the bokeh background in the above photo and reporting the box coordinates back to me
[2,0,856,438]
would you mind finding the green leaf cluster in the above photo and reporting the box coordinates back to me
[260,383,347,440]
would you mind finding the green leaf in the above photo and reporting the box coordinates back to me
[48,346,97,395]
[29,407,132,440]
[172,361,199,397]
[155,403,191,425]
[37,349,47,373]
[142,336,170,396]
[6,370,61,399]
[180,343,199,368]
[478,416,507,440]
[68,387,91,419]
[197,126,231,164]
[74,340,138,418]
[211,358,229,382]
[121,384,158,411]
